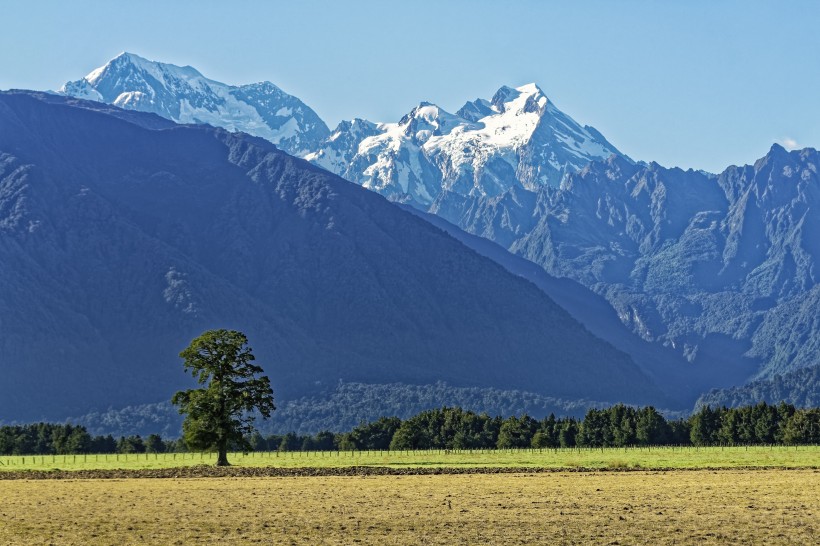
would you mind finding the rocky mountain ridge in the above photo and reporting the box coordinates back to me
[60,55,623,206]
[0,91,662,421]
[60,52,329,156]
[51,54,820,400]
[306,83,625,206]
[438,147,819,384]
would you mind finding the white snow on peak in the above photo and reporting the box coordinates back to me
[420,84,550,181]
[59,55,622,208]
[59,53,329,156]
[102,52,208,86]
[84,64,108,86]
[516,82,542,94]
[57,78,102,101]
[112,91,148,109]
[308,81,624,206]
[401,102,476,143]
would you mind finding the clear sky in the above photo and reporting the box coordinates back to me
[2,0,818,173]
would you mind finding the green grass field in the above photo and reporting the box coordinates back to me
[1,445,818,472]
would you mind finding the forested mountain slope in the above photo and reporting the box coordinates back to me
[435,148,819,388]
[0,92,661,421]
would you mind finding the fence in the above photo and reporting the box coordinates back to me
[1,444,818,469]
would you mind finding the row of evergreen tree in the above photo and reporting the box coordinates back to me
[0,423,185,456]
[2,402,819,456]
[258,403,820,452]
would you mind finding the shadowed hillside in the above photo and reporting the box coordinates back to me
[0,92,663,421]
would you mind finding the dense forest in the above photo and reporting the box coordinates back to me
[697,365,820,409]
[0,423,187,456]
[2,402,819,456]
[63,382,613,438]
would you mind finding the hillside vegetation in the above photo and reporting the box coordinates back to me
[0,91,660,421]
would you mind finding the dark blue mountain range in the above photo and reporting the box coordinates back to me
[0,92,663,422]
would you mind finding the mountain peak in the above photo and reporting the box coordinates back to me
[114,51,146,62]
[400,102,464,127]
[769,142,787,154]
[516,82,545,96]
[310,81,625,205]
[406,102,443,120]
[755,143,791,169]
[398,102,469,142]
[456,98,493,122]
[59,53,329,156]
[490,83,549,114]
[0,91,660,419]
[490,85,519,111]
[82,52,207,91]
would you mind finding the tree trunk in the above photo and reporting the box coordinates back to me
[216,445,230,466]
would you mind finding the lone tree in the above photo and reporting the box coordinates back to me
[172,329,275,466]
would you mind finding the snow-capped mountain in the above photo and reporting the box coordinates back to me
[306,83,625,207]
[60,52,329,155]
[59,55,623,207]
[0,91,662,421]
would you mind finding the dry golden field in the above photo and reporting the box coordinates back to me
[1,470,818,545]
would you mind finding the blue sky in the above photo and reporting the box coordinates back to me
[2,0,818,173]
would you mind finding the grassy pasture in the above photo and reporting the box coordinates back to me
[1,445,819,472]
[1,470,818,544]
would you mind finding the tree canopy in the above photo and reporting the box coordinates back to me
[172,329,275,466]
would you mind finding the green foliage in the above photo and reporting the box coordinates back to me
[531,414,559,448]
[6,402,820,457]
[781,409,820,445]
[66,381,607,438]
[497,415,538,448]
[0,424,128,455]
[559,419,579,448]
[310,431,337,451]
[172,329,275,465]
[91,434,117,454]
[277,432,300,452]
[690,406,721,446]
[697,365,820,409]
[388,408,504,450]
[341,417,401,451]
[145,434,166,454]
[117,435,146,454]
[578,409,613,447]
[635,407,670,445]
[667,420,692,445]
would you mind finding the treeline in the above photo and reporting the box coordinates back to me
[259,403,820,451]
[0,423,185,456]
[67,382,605,438]
[696,365,820,410]
[3,403,820,455]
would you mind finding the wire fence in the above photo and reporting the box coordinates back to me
[1,444,818,469]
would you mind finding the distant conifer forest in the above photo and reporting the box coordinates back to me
[2,403,819,456]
